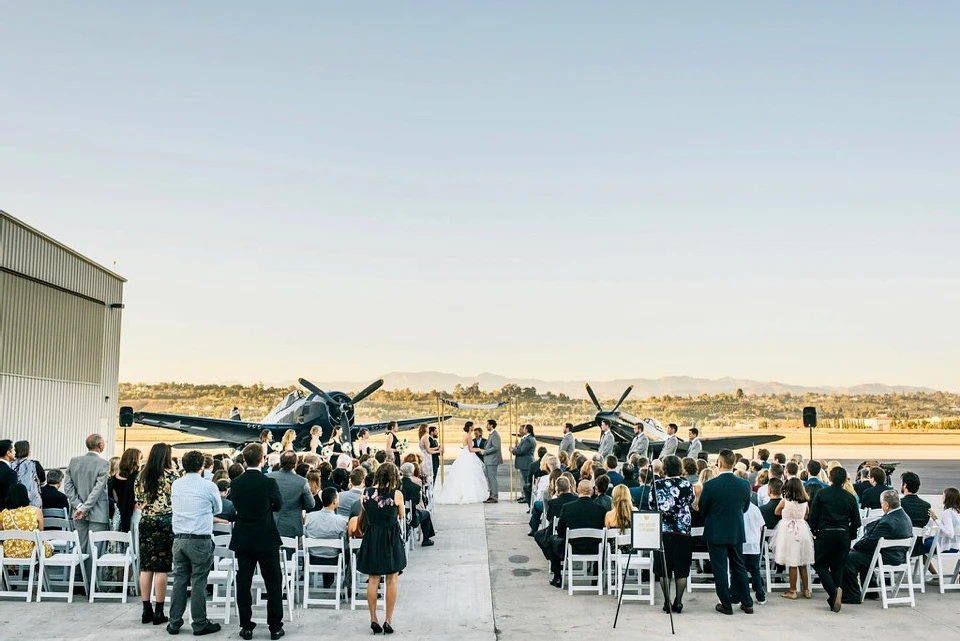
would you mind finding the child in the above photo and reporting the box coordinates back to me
[774,477,815,599]
[743,500,767,604]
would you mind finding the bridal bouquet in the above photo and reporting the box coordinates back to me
[396,438,409,454]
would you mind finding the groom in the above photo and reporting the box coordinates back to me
[482,420,503,504]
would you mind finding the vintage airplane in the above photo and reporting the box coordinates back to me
[120,377,450,451]
[537,383,785,459]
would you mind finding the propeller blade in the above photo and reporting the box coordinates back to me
[352,379,384,405]
[298,378,337,405]
[610,385,634,413]
[340,412,352,450]
[585,383,603,412]
[569,419,598,433]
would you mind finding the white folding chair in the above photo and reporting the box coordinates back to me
[564,528,605,595]
[89,531,137,603]
[36,530,88,602]
[213,522,233,536]
[688,527,714,591]
[301,537,345,609]
[608,532,654,604]
[43,509,71,531]
[349,538,384,611]
[909,527,928,593]
[762,528,790,592]
[0,531,38,601]
[403,505,417,552]
[860,537,915,608]
[930,536,960,594]
[208,536,236,624]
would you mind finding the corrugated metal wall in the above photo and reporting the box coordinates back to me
[0,212,123,467]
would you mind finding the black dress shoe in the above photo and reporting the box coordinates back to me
[193,622,221,636]
[239,629,254,640]
[549,577,563,588]
[166,624,181,636]
[421,539,435,547]
[671,603,683,614]
[715,604,734,615]
[740,604,754,614]
[662,603,671,613]
[269,630,284,640]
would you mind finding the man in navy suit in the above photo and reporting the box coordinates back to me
[840,489,913,604]
[698,449,754,615]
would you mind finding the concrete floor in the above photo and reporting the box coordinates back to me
[3,490,960,641]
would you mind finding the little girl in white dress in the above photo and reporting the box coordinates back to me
[773,477,815,599]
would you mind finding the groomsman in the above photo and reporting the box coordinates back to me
[628,423,649,459]
[687,427,703,460]
[597,421,615,459]
[558,424,575,458]
[512,425,536,503]
[659,424,679,458]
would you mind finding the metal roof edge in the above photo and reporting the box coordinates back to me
[0,209,128,283]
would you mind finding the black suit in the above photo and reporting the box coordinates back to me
[900,494,931,556]
[809,485,860,607]
[229,470,284,633]
[546,492,577,523]
[401,478,435,541]
[860,483,892,510]
[0,462,17,509]
[41,485,70,511]
[841,507,913,603]
[698,471,753,609]
[473,437,486,460]
[550,496,607,576]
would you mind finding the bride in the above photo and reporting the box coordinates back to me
[434,424,489,504]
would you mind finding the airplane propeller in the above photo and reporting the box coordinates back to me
[585,383,604,412]
[610,385,634,413]
[298,378,337,406]
[352,379,384,404]
[299,377,387,449]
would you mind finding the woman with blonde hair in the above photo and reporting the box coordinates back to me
[579,460,595,482]
[280,429,297,452]
[309,425,322,454]
[605,484,634,533]
[693,467,716,513]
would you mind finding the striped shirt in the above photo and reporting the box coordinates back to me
[171,472,222,536]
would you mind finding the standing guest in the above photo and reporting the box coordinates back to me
[698,449,754,615]
[308,426,322,455]
[659,424,679,459]
[757,462,783,505]
[259,430,274,459]
[417,425,434,485]
[107,456,120,524]
[384,421,401,468]
[686,428,702,460]
[773,478,815,600]
[1,483,53,558]
[632,468,654,512]
[809,465,861,612]
[860,467,891,509]
[759,478,784,530]
[0,440,18,508]
[12,441,44,508]
[400,462,436,547]
[112,448,141,533]
[231,444,285,640]
[512,425,536,504]
[135,443,177,625]
[280,429,296,453]
[228,463,245,481]
[166,450,222,636]
[840,490,912,604]
[338,468,367,519]
[650,455,696,613]
[356,463,407,635]
[425,425,442,485]
[41,469,70,511]
[742,500,767,605]
[355,429,373,458]
[267,451,315,539]
[303,488,348,587]
[305,471,323,513]
[64,434,111,589]
[628,422,649,460]
[558,423,576,458]
[597,421,615,460]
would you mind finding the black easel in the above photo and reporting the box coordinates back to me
[613,482,675,634]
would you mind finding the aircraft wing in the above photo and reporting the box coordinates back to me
[170,440,237,451]
[356,416,453,434]
[133,411,283,446]
[537,435,601,451]
[695,434,785,453]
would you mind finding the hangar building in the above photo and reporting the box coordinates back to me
[0,211,125,467]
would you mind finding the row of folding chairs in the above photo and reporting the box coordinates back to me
[0,529,137,603]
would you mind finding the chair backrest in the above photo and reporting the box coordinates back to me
[874,537,914,568]
[212,534,232,548]
[0,530,38,545]
[349,538,362,551]
[43,508,68,521]
[566,528,606,554]
[89,531,132,547]
[37,529,80,549]
[302,537,344,557]
[213,522,233,535]
[44,517,70,531]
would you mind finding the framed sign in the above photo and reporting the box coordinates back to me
[630,511,661,551]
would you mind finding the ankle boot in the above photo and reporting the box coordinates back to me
[153,602,169,625]
[141,601,154,624]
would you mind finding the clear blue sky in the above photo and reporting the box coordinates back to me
[2,3,958,390]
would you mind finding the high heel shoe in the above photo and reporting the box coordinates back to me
[671,602,683,614]
[383,622,394,634]
[371,622,383,634]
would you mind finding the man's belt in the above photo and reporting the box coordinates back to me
[173,533,212,539]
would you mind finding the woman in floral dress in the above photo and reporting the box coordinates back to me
[649,455,696,613]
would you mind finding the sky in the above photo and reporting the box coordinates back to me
[1,3,959,390]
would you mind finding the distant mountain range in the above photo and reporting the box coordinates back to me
[285,371,938,399]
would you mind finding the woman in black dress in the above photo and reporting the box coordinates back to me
[384,421,401,468]
[356,462,406,634]
[111,448,141,533]
[649,455,696,614]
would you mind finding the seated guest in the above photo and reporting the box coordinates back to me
[604,456,623,487]
[621,464,639,489]
[1,483,53,559]
[304,487,348,587]
[41,468,70,511]
[227,463,245,481]
[925,487,960,563]
[528,466,561,535]
[548,480,607,588]
[899,471,931,557]
[545,477,577,523]
[853,467,873,503]
[753,469,769,493]
[682,458,699,484]
[400,463,435,547]
[759,478,783,530]
[840,490,912,603]
[338,468,367,519]
[594,474,612,512]
[266,451,315,538]
[305,471,323,513]
[860,467,891,510]
[331,467,350,493]
[631,468,654,511]
[804,460,828,503]
[604,485,634,538]
[215,480,236,523]
[319,461,336,491]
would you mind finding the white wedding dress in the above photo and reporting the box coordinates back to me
[434,439,489,505]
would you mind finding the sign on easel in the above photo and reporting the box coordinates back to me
[631,511,661,551]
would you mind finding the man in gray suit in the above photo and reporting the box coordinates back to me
[482,420,503,503]
[687,427,703,460]
[64,433,110,577]
[597,421,615,460]
[266,451,315,538]
[628,423,649,460]
[659,423,679,459]
[558,423,575,458]
[511,425,536,504]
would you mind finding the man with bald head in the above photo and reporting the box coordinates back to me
[840,489,913,604]
[64,433,111,579]
[549,480,607,588]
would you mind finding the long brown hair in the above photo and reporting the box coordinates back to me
[374,462,401,495]
[782,477,810,503]
[118,448,141,479]
[944,487,960,512]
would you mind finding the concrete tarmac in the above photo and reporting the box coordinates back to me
[3,493,960,641]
